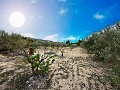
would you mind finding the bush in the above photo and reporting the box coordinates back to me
[105,64,120,89]
[82,22,120,89]
[0,30,66,52]
[24,54,55,76]
[82,25,120,63]
[66,40,71,46]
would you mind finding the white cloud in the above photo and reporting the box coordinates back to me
[59,8,68,15]
[31,0,39,3]
[62,36,79,41]
[37,16,43,20]
[31,15,43,20]
[44,34,58,41]
[58,0,67,2]
[93,13,105,20]
[22,33,36,38]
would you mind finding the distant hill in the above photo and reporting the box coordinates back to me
[0,30,66,51]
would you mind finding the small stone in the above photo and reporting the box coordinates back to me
[29,77,34,81]
[26,81,29,84]
[32,80,35,84]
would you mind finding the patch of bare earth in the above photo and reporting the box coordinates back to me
[0,47,113,90]
[49,47,113,90]
[0,55,31,90]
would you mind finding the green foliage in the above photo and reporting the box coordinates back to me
[24,54,55,76]
[0,30,11,50]
[82,22,120,89]
[0,30,27,51]
[0,30,65,52]
[66,40,71,46]
[77,40,82,46]
[106,64,120,89]
[82,25,120,63]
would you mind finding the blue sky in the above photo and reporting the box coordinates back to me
[0,0,120,42]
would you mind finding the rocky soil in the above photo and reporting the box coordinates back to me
[49,47,113,90]
[0,47,113,90]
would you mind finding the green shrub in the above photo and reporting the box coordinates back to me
[82,25,120,63]
[105,64,120,89]
[0,30,65,52]
[66,40,71,46]
[82,22,120,89]
[24,54,55,76]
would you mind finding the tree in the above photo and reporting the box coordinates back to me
[0,30,11,50]
[77,40,82,46]
[66,40,71,46]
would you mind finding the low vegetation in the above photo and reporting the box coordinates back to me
[0,30,67,52]
[81,22,120,89]
[0,22,120,89]
[23,53,55,76]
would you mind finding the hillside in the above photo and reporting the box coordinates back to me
[81,22,120,89]
[0,30,66,53]
[0,22,120,90]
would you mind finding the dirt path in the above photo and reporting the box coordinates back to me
[0,47,113,90]
[49,47,113,90]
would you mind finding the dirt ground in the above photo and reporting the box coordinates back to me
[0,47,113,90]
[50,47,113,90]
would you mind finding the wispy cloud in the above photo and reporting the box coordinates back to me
[94,4,117,20]
[59,8,68,15]
[44,34,58,41]
[58,0,67,2]
[94,4,117,21]
[37,16,43,20]
[93,13,105,20]
[62,36,79,41]
[31,15,43,20]
[105,4,118,16]
[30,0,39,4]
[22,33,36,38]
